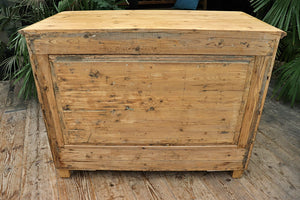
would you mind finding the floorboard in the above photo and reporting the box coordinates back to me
[0,81,299,200]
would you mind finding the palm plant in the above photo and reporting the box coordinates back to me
[0,0,122,99]
[251,0,300,106]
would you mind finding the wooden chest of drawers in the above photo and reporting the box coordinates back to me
[21,10,285,178]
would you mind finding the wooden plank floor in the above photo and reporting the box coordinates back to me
[0,81,299,200]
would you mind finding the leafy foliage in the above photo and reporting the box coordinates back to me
[55,0,120,12]
[0,0,122,99]
[273,56,300,106]
[251,0,300,106]
[251,0,300,41]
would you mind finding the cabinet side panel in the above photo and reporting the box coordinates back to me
[238,37,280,168]
[26,39,65,167]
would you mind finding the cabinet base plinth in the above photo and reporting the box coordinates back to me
[232,170,244,178]
[57,169,71,178]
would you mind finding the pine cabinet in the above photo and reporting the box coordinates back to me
[21,10,285,178]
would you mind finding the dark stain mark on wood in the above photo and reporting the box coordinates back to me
[135,46,140,51]
[222,118,226,121]
[221,131,229,134]
[0,148,7,153]
[179,128,183,132]
[89,70,101,78]
[110,94,116,98]
[54,84,59,92]
[124,77,130,80]
[63,105,70,110]
[240,42,250,48]
[160,100,163,103]
[12,145,23,150]
[146,107,155,112]
[102,106,114,108]
[125,106,134,111]
[105,76,110,83]
[218,39,224,47]
[69,68,75,73]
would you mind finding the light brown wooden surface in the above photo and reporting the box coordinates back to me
[50,55,253,146]
[23,30,281,56]
[20,11,285,177]
[0,81,299,199]
[21,10,284,34]
[20,11,285,56]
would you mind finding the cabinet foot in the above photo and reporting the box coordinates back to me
[57,169,71,178]
[232,170,244,178]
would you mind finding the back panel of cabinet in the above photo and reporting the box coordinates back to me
[49,55,254,146]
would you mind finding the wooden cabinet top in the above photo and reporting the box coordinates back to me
[21,10,285,37]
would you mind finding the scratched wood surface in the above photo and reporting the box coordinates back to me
[20,11,285,56]
[50,55,253,146]
[20,11,286,177]
[1,81,299,200]
[21,10,284,33]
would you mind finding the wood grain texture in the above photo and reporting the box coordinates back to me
[202,172,256,200]
[0,109,26,200]
[25,42,63,168]
[162,171,216,199]
[57,171,96,200]
[25,31,280,56]
[59,145,245,171]
[20,11,285,56]
[238,56,272,147]
[20,11,284,175]
[243,38,280,169]
[20,101,58,200]
[88,171,136,200]
[0,85,299,199]
[50,55,253,146]
[21,10,285,34]
[237,37,280,171]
